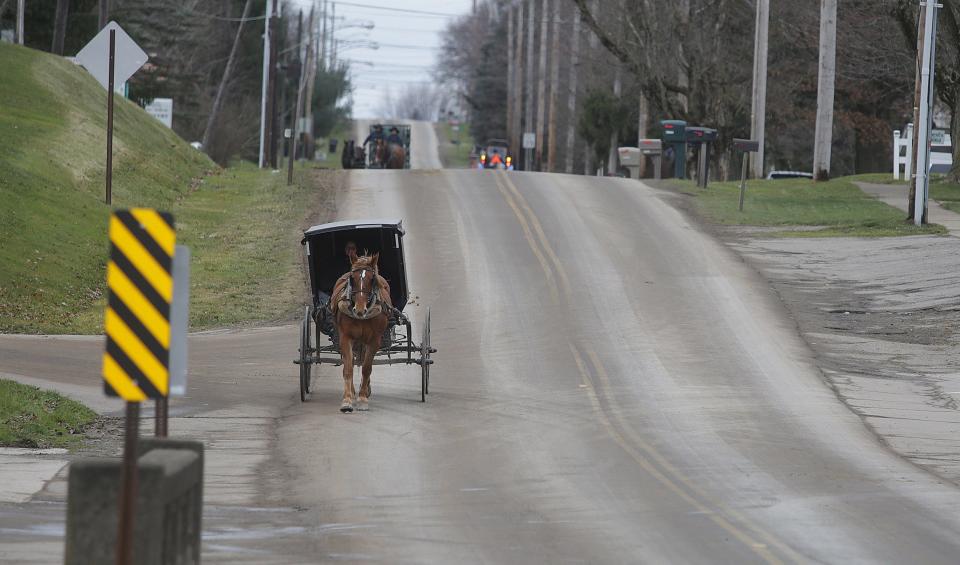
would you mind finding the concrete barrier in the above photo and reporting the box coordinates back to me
[65,439,203,565]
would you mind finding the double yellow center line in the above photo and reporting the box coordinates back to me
[491,170,802,564]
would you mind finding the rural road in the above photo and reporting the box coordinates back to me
[5,127,960,563]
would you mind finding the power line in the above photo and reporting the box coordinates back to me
[332,1,460,17]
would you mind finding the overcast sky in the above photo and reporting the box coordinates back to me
[291,0,474,118]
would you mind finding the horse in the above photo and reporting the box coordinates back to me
[373,139,387,168]
[331,251,392,412]
[385,143,406,169]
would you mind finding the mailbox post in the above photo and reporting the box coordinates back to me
[733,138,760,211]
[660,120,687,178]
[684,127,718,188]
[638,139,663,180]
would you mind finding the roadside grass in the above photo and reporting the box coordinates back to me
[174,163,315,329]
[0,379,97,449]
[0,43,213,334]
[845,173,908,185]
[929,177,960,212]
[314,121,352,170]
[435,122,474,168]
[673,176,945,237]
[0,44,323,334]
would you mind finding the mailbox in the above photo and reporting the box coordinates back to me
[660,120,687,178]
[685,127,718,188]
[637,139,664,180]
[733,138,759,153]
[617,147,642,167]
[617,147,641,180]
[684,127,718,144]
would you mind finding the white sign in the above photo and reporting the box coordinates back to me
[144,98,173,128]
[75,22,148,91]
[931,129,947,145]
[523,132,536,149]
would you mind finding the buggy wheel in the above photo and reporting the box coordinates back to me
[421,307,431,401]
[300,306,313,402]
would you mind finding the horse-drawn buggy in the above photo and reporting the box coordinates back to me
[295,218,434,411]
[341,124,412,170]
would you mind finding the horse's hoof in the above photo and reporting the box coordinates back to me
[340,402,354,413]
[357,399,369,411]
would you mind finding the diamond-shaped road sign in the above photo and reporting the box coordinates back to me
[75,22,148,90]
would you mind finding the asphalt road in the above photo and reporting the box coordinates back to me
[5,129,960,562]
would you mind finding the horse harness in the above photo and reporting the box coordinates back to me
[336,267,386,320]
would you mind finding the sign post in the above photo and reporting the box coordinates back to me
[733,139,761,211]
[522,132,536,172]
[106,30,115,205]
[75,23,149,206]
[103,209,178,565]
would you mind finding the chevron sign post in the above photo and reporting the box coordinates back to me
[101,208,187,565]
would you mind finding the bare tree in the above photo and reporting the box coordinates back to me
[202,0,254,151]
[98,0,109,29]
[52,0,69,55]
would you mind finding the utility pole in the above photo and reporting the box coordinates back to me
[15,0,24,44]
[320,0,328,70]
[507,4,515,161]
[812,0,837,181]
[914,0,940,225]
[329,2,337,68]
[512,1,524,161]
[750,0,769,179]
[268,2,281,169]
[564,4,581,174]
[908,8,927,218]
[535,0,548,170]
[607,68,621,175]
[98,0,108,29]
[290,6,316,185]
[259,0,274,168]
[304,6,320,159]
[524,0,535,171]
[546,0,560,172]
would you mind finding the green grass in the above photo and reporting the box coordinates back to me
[675,176,945,237]
[929,177,960,211]
[174,163,317,328]
[314,121,352,170]
[435,122,474,168]
[0,379,97,449]
[0,44,324,334]
[845,173,909,185]
[0,43,213,333]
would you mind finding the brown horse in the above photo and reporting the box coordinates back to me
[331,252,391,412]
[385,143,406,169]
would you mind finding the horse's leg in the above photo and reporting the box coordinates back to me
[339,331,356,413]
[358,341,376,411]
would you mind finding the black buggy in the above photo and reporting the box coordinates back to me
[294,219,434,402]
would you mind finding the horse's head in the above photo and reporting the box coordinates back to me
[347,253,380,317]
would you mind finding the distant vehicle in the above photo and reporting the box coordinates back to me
[766,171,813,180]
[479,138,513,170]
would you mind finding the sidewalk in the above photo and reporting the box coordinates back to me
[856,181,960,236]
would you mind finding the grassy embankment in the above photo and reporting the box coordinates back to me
[673,176,946,237]
[0,379,97,449]
[435,121,475,168]
[0,43,321,334]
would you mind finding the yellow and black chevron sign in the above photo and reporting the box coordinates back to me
[102,209,176,401]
